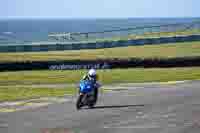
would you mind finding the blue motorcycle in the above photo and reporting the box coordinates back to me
[76,80,99,110]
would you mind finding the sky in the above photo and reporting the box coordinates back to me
[2,0,200,18]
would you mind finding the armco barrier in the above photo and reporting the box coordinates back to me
[0,35,200,52]
[1,57,200,71]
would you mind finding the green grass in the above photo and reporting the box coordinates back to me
[1,67,200,86]
[1,67,200,101]
[126,29,200,39]
[0,41,200,63]
[0,86,76,102]
[92,29,200,42]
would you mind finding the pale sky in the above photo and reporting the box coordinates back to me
[2,0,200,18]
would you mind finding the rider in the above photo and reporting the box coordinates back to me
[82,68,99,103]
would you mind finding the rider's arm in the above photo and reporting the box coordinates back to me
[82,74,88,80]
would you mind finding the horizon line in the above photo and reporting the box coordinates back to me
[1,16,200,20]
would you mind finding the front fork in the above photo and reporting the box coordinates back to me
[78,86,98,104]
[79,93,88,105]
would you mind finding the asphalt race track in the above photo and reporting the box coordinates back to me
[1,81,200,133]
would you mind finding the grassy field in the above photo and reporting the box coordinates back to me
[0,67,200,101]
[1,67,200,101]
[0,41,200,63]
[93,29,200,42]
[0,86,75,102]
[64,29,200,43]
[1,67,200,85]
[1,40,200,101]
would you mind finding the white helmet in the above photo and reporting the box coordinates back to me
[88,69,96,76]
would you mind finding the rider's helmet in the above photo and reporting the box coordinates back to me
[88,68,96,78]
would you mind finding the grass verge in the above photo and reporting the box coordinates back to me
[0,67,200,101]
[0,67,200,85]
[0,86,76,102]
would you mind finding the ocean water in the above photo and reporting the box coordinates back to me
[0,18,199,45]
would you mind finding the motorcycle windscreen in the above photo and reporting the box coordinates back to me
[79,81,93,93]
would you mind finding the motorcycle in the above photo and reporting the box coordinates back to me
[76,80,100,110]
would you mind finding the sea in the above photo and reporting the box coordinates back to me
[0,18,200,45]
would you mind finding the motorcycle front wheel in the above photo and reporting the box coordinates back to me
[76,94,83,110]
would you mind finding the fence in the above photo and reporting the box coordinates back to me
[1,56,200,71]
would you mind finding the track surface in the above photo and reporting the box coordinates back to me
[1,81,200,133]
